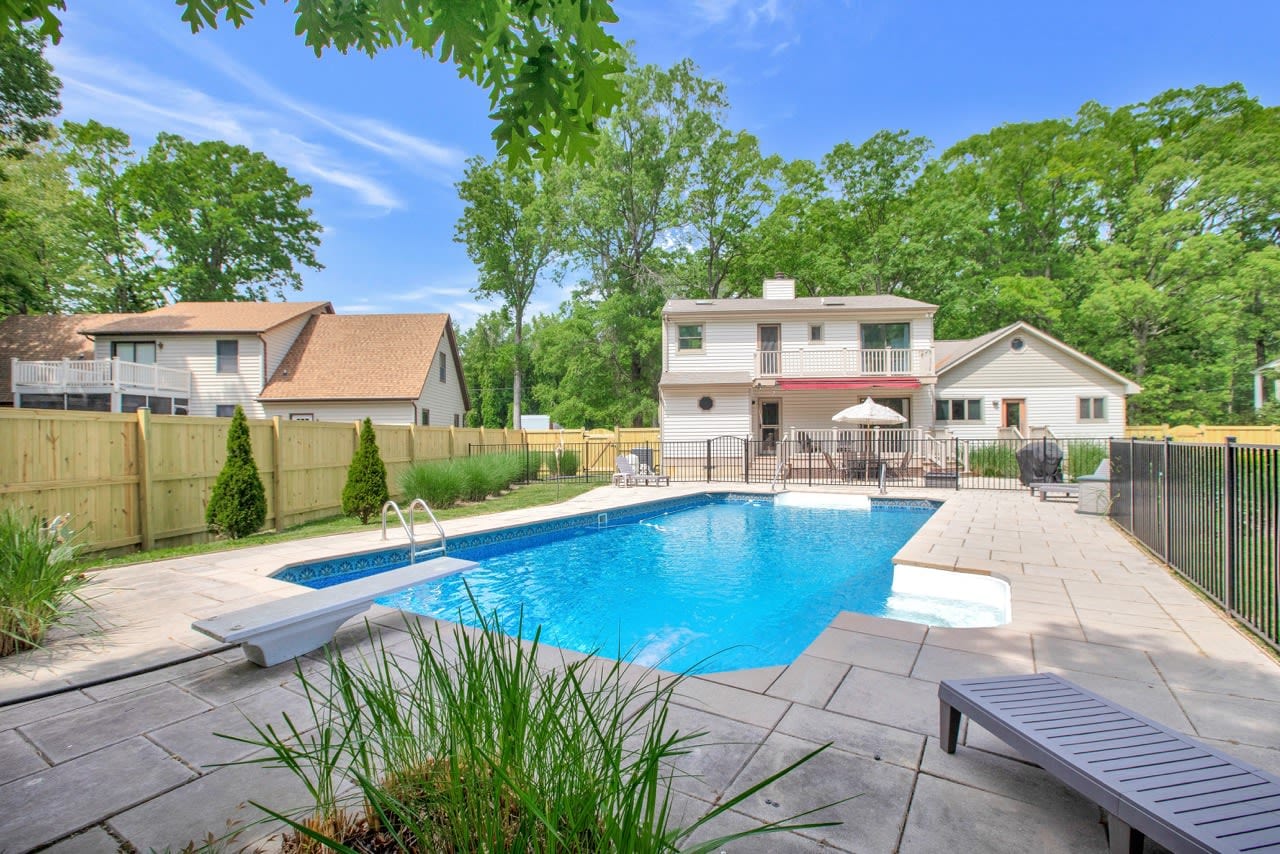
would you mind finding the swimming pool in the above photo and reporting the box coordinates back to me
[276,492,1009,672]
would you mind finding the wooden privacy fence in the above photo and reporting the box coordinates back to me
[0,408,652,554]
[1127,424,1280,444]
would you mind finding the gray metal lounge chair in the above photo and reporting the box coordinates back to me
[636,460,670,486]
[939,673,1280,854]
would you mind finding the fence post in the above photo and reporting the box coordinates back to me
[744,438,751,483]
[1128,439,1135,529]
[272,416,285,533]
[449,425,456,458]
[1161,437,1172,562]
[136,407,154,551]
[705,439,712,482]
[1224,436,1237,612]
[954,437,961,489]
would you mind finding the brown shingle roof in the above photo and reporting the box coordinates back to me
[80,301,332,335]
[260,314,469,405]
[0,313,133,405]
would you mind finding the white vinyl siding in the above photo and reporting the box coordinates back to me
[96,334,267,418]
[934,333,1126,439]
[262,401,414,425]
[261,312,317,379]
[419,338,467,427]
[658,388,751,444]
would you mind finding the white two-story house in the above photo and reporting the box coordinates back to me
[659,277,1138,447]
[8,302,470,426]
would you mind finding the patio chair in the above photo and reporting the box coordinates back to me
[883,447,913,479]
[636,461,670,486]
[613,454,638,488]
[820,451,849,482]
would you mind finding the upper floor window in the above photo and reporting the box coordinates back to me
[861,322,910,350]
[111,341,157,364]
[1079,397,1106,421]
[936,399,983,422]
[677,324,704,352]
[809,323,824,343]
[439,359,447,383]
[215,404,236,418]
[216,340,239,374]
[421,409,430,426]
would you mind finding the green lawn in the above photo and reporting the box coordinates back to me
[80,478,607,570]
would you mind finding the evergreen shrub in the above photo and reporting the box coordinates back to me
[206,406,267,539]
[343,418,390,523]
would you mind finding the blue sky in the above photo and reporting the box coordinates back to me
[47,1,1280,328]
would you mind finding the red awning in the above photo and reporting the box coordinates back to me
[774,377,922,391]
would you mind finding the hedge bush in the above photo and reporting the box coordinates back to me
[206,406,267,539]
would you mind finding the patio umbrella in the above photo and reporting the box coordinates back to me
[831,397,907,426]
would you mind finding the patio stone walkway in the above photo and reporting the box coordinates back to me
[1,484,1277,852]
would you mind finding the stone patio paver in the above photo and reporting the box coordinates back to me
[0,484,1276,851]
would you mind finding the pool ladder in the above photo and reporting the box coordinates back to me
[381,498,447,563]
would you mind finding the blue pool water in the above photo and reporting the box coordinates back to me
[311,495,941,672]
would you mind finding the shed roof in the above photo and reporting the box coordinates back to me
[260,314,470,408]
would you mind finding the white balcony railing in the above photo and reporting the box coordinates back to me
[12,358,191,396]
[754,347,933,378]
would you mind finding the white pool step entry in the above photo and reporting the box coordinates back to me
[774,492,872,511]
[887,564,1011,627]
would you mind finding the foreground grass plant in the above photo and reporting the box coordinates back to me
[227,603,843,852]
[0,510,86,656]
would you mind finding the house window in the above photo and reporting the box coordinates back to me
[111,341,157,364]
[1079,397,1107,421]
[216,340,239,374]
[439,359,447,383]
[861,322,910,350]
[453,413,460,427]
[215,404,236,418]
[935,398,983,422]
[421,409,430,426]
[809,324,824,343]
[677,324,703,352]
[289,413,314,421]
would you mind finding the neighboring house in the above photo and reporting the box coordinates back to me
[8,303,470,425]
[659,276,1139,445]
[259,313,470,426]
[76,301,334,417]
[0,313,131,407]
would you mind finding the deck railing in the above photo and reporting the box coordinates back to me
[754,346,933,378]
[12,358,191,395]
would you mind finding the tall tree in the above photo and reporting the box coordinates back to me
[455,156,566,429]
[7,1,624,164]
[0,144,86,313]
[130,133,323,301]
[458,311,516,428]
[0,25,59,155]
[59,121,162,312]
[676,129,780,298]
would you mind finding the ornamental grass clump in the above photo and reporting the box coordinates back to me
[227,600,843,852]
[343,418,390,523]
[968,444,1020,478]
[399,453,529,509]
[0,510,85,657]
[1066,442,1107,481]
[206,405,267,539]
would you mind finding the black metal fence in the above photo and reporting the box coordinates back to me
[468,435,1112,491]
[1111,438,1279,652]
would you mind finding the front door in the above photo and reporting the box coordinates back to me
[758,324,780,375]
[759,399,781,452]
[1002,399,1025,433]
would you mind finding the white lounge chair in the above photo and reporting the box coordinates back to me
[613,454,637,487]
